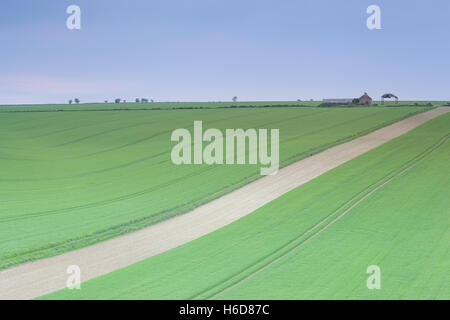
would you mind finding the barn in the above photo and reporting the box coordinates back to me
[359,93,373,105]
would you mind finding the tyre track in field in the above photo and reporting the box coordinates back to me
[0,108,321,182]
[63,107,321,159]
[0,109,349,221]
[0,109,274,181]
[199,133,450,300]
[50,120,162,147]
[70,109,277,159]
[1,110,320,222]
[67,107,318,159]
[29,112,131,140]
[0,107,448,300]
[0,108,322,221]
[0,163,219,224]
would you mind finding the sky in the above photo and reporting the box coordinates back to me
[1,0,449,104]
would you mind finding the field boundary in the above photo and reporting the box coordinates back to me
[0,104,436,113]
[1,104,313,113]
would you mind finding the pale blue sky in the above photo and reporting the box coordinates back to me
[1,0,449,104]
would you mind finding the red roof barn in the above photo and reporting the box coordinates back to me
[359,93,373,105]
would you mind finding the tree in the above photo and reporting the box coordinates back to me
[141,98,148,103]
[151,99,154,103]
[381,93,399,105]
[68,99,73,104]
[232,96,238,102]
[74,98,80,104]
[352,98,360,104]
[115,98,121,104]
[104,100,108,103]
[135,98,140,103]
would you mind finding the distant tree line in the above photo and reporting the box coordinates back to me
[135,98,152,103]
[68,98,154,104]
[68,98,80,104]
[113,98,154,104]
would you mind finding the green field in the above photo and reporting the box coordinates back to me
[0,100,446,112]
[0,101,318,112]
[40,111,450,300]
[0,105,431,269]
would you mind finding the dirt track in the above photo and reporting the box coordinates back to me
[0,107,448,300]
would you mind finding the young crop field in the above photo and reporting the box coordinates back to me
[40,111,450,300]
[0,100,445,113]
[0,105,430,269]
[0,100,318,112]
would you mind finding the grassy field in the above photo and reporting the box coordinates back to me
[0,105,430,269]
[40,111,450,300]
[0,101,318,112]
[0,100,446,112]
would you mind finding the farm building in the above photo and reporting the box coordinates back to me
[322,93,373,105]
[359,93,373,105]
[322,98,353,104]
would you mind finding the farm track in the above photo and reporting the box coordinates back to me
[0,107,447,300]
